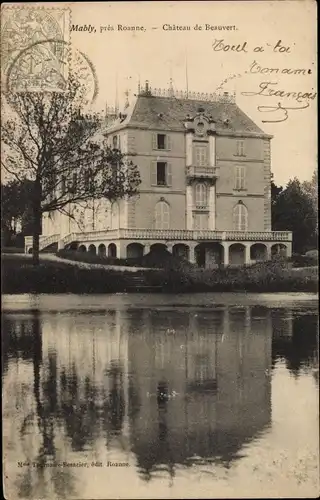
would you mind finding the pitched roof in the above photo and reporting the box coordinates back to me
[106,95,270,138]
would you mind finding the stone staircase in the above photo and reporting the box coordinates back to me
[122,273,162,292]
[40,242,58,253]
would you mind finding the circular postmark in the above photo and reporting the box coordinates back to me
[1,8,67,91]
[4,38,68,92]
[4,38,99,104]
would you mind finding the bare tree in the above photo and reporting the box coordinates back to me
[1,74,140,265]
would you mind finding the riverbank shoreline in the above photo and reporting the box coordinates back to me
[2,253,318,294]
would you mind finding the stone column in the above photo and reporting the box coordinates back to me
[286,241,292,258]
[244,244,251,265]
[266,244,272,261]
[166,242,173,254]
[208,184,216,230]
[222,242,229,266]
[209,134,216,167]
[186,184,193,230]
[143,243,151,255]
[189,244,197,264]
[117,241,127,259]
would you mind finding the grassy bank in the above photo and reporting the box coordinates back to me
[2,253,318,294]
[1,254,161,294]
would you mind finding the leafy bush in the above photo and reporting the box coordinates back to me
[1,246,24,254]
[2,254,318,294]
[289,253,318,268]
[2,254,153,294]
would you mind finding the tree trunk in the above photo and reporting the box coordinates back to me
[32,230,40,266]
[32,180,42,266]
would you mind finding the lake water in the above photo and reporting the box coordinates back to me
[2,293,319,499]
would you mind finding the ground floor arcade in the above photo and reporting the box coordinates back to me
[26,229,292,267]
[71,240,291,267]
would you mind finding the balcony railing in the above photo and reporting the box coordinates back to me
[63,228,292,242]
[26,229,292,253]
[187,166,219,179]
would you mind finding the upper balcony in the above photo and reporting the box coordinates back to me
[187,166,219,180]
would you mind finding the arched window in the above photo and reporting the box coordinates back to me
[195,183,207,206]
[155,201,170,230]
[233,202,248,231]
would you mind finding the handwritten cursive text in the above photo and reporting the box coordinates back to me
[256,102,310,123]
[242,81,317,103]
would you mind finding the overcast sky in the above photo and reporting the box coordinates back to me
[8,1,318,186]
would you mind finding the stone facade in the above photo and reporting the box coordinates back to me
[28,84,292,266]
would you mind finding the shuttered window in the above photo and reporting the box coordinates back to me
[150,162,172,186]
[166,163,172,186]
[233,203,248,231]
[155,201,170,229]
[234,165,246,190]
[152,133,172,150]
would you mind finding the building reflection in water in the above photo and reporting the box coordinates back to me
[127,306,273,480]
[2,302,317,494]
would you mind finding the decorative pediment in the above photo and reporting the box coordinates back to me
[184,109,216,136]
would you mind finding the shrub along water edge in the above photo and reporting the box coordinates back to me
[2,253,318,294]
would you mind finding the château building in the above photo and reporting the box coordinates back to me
[27,82,292,266]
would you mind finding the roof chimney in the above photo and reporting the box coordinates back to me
[168,77,174,97]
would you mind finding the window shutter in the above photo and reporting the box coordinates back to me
[166,135,172,150]
[234,166,239,189]
[233,205,238,229]
[241,166,246,189]
[151,161,157,185]
[152,133,157,150]
[167,163,172,186]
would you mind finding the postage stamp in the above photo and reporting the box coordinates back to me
[1,5,70,92]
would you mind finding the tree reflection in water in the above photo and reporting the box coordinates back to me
[103,361,125,438]
[2,301,318,497]
[272,310,318,375]
[13,310,76,499]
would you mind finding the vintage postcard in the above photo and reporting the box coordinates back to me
[1,1,318,499]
